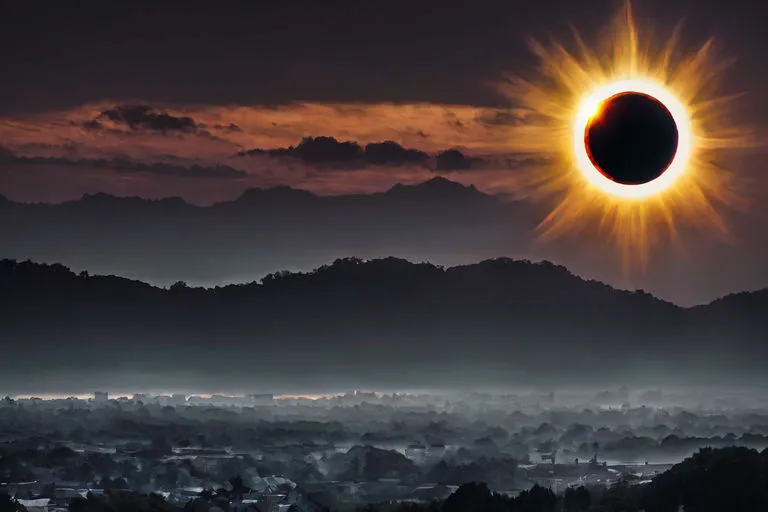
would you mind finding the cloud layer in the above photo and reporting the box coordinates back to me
[0,102,540,203]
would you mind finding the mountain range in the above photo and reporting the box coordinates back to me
[1,256,765,395]
[0,177,536,289]
[3,176,767,307]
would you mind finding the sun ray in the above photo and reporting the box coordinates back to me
[496,1,756,270]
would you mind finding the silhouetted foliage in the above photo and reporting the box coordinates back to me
[641,446,768,512]
[0,494,25,512]
[563,486,591,512]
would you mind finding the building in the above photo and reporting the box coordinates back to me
[190,454,238,473]
[260,494,285,512]
[0,481,44,498]
[411,484,457,502]
[93,391,108,403]
[17,498,50,512]
[170,394,187,406]
[533,477,566,493]
[248,394,274,406]
[405,442,427,461]
[235,493,286,512]
[428,443,447,458]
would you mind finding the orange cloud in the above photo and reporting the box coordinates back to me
[0,101,536,203]
[0,101,515,159]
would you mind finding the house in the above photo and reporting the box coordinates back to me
[405,442,427,461]
[0,480,44,498]
[411,484,457,502]
[427,443,447,458]
[190,454,238,473]
[532,477,566,493]
[49,487,83,508]
[17,498,50,512]
[231,493,286,512]
[248,394,274,406]
[259,493,287,512]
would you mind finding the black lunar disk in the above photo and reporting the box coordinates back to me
[585,92,679,185]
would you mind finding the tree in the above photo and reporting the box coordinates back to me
[642,446,768,512]
[228,474,249,499]
[442,483,493,512]
[563,486,591,512]
[511,484,558,512]
[0,494,25,512]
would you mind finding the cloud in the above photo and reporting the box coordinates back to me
[239,136,429,168]
[213,123,243,133]
[504,156,550,169]
[0,102,514,166]
[0,146,246,179]
[81,119,104,131]
[110,160,247,178]
[477,110,528,126]
[97,105,198,133]
[364,141,429,165]
[81,107,243,143]
[435,149,487,172]
[235,137,544,177]
[432,150,551,173]
[0,102,546,203]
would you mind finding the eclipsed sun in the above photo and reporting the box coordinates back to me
[497,1,755,267]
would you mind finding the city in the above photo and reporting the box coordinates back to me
[1,389,767,511]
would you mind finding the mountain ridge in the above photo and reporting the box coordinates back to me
[1,176,766,307]
[0,256,765,394]
[0,176,493,208]
[0,177,536,304]
[5,254,766,307]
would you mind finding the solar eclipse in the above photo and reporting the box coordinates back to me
[496,2,753,266]
[574,79,692,200]
[584,92,678,186]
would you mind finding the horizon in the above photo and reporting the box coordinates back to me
[0,175,494,207]
[10,385,768,402]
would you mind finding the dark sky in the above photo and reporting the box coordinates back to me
[1,0,766,114]
[0,0,766,304]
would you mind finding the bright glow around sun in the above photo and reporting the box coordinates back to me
[574,79,692,199]
[495,1,755,267]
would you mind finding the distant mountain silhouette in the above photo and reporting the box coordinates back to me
[0,257,765,394]
[385,176,486,199]
[0,177,534,288]
[235,184,320,204]
[2,176,767,306]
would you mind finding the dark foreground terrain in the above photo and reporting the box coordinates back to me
[1,392,768,511]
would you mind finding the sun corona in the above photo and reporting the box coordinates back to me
[574,79,692,199]
[496,1,752,267]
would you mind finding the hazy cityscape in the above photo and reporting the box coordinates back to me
[0,388,766,511]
